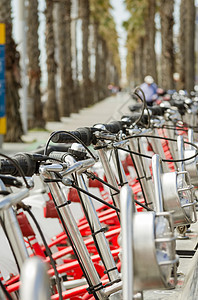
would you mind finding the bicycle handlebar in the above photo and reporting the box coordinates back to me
[0,175,23,187]
[51,127,98,145]
[0,153,47,177]
[94,121,123,133]
[51,123,124,146]
[30,144,71,156]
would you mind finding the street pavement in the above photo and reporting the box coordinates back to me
[1,92,198,299]
[1,92,132,155]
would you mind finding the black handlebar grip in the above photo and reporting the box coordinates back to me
[0,160,16,176]
[0,175,23,187]
[29,144,70,156]
[170,99,186,115]
[104,121,123,133]
[148,106,165,116]
[0,153,42,177]
[128,103,143,112]
[51,127,93,146]
[170,99,185,109]
[122,113,148,125]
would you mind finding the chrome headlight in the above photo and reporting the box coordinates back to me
[184,149,198,186]
[133,212,177,291]
[152,154,196,226]
[161,170,196,225]
[120,185,178,298]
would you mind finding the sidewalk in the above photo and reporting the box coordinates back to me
[1,92,132,155]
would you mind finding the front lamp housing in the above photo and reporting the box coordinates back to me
[152,154,197,227]
[133,211,177,291]
[120,185,178,298]
[160,170,196,226]
[184,149,198,186]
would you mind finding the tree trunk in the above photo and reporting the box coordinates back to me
[56,1,69,117]
[178,0,186,90]
[71,0,81,110]
[27,0,45,129]
[0,0,23,142]
[133,50,139,87]
[44,0,59,121]
[138,37,145,84]
[133,37,145,86]
[185,0,195,93]
[56,1,74,117]
[144,0,157,82]
[93,21,100,102]
[160,0,174,90]
[66,0,77,113]
[100,38,108,99]
[80,0,93,107]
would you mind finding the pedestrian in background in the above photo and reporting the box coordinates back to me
[139,75,158,106]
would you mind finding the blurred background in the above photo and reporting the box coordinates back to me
[0,0,198,143]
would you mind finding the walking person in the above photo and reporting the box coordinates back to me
[139,75,158,106]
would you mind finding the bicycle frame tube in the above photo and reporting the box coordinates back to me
[120,185,134,300]
[148,128,170,173]
[39,166,107,300]
[96,142,121,210]
[128,138,154,209]
[0,183,29,272]
[2,208,29,271]
[164,120,178,170]
[77,173,120,283]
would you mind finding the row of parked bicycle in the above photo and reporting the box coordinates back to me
[0,88,198,299]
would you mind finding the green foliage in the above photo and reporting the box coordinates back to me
[90,0,121,76]
[124,0,152,81]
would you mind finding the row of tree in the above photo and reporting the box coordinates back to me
[0,0,121,142]
[124,0,196,93]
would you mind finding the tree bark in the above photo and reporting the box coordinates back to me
[100,38,108,99]
[144,0,157,82]
[56,1,75,117]
[65,0,77,113]
[93,21,100,102]
[0,0,23,142]
[27,0,45,129]
[80,0,93,107]
[71,0,81,110]
[160,0,175,90]
[185,0,195,93]
[178,0,186,90]
[44,0,59,121]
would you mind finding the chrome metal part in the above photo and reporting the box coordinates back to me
[177,135,185,173]
[149,129,170,173]
[0,188,29,211]
[109,290,122,299]
[96,142,120,209]
[77,173,120,282]
[39,169,107,300]
[129,138,154,209]
[120,185,134,300]
[184,149,198,186]
[152,154,164,212]
[188,128,194,148]
[161,170,196,226]
[20,257,50,300]
[63,278,87,289]
[60,157,95,177]
[164,120,178,170]
[133,212,177,291]
[120,185,177,296]
[2,207,29,271]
